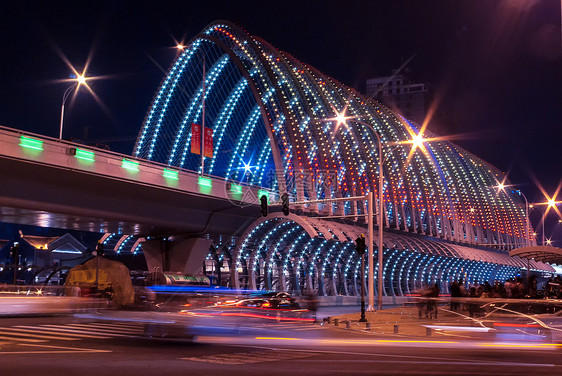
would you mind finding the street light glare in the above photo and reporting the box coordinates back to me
[332,108,353,127]
[76,74,87,86]
[491,176,511,194]
[548,198,556,208]
[242,160,252,174]
[177,44,185,50]
[335,112,347,126]
[411,133,425,149]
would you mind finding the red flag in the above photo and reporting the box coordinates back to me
[191,123,201,155]
[204,127,213,158]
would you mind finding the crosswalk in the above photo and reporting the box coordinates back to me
[0,320,325,345]
[0,321,144,344]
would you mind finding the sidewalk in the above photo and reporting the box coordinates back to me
[327,305,483,337]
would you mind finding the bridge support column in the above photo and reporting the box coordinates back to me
[143,236,211,275]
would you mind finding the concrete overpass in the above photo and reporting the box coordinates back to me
[0,126,278,273]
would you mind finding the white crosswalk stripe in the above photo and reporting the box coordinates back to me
[35,324,143,337]
[5,327,108,339]
[0,335,47,343]
[48,323,144,334]
[0,321,144,344]
[0,329,79,341]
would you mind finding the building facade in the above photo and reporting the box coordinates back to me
[366,70,429,126]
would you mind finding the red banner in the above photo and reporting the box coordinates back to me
[191,123,201,155]
[203,127,213,158]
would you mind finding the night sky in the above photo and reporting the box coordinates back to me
[1,1,561,244]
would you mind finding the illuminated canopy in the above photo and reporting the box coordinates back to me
[227,214,553,295]
[510,246,562,265]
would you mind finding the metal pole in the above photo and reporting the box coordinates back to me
[359,252,367,322]
[542,211,545,246]
[95,253,100,295]
[12,245,18,285]
[539,204,545,246]
[59,103,65,140]
[59,85,74,140]
[352,119,385,311]
[367,191,374,311]
[525,199,530,248]
[520,190,530,279]
[201,54,206,174]
[377,137,384,311]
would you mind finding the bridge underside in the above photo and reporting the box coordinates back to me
[204,214,554,297]
[0,156,260,237]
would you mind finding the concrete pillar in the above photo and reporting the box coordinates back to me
[142,236,211,275]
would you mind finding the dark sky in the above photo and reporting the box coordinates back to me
[1,0,561,244]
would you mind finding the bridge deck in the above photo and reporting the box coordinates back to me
[0,126,270,235]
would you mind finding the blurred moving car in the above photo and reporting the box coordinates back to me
[220,291,300,310]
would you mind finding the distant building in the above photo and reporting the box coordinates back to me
[0,233,89,285]
[366,69,429,125]
[21,233,88,268]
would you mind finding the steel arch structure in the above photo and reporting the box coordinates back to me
[133,21,545,295]
[225,214,551,297]
[135,20,528,248]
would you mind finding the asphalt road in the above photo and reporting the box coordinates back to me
[0,313,560,375]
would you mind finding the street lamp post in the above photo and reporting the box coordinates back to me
[59,74,87,140]
[201,53,206,174]
[523,193,530,248]
[512,189,531,248]
[515,189,531,279]
[180,43,207,175]
[373,130,384,311]
[331,110,426,311]
[533,198,562,246]
[531,204,549,246]
[332,114,388,311]
[342,118,384,311]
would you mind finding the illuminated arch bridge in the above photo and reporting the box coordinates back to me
[130,20,552,294]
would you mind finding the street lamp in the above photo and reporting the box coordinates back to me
[514,189,531,248]
[515,188,531,278]
[332,109,425,311]
[494,183,534,277]
[177,43,207,175]
[532,197,561,246]
[59,73,88,140]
